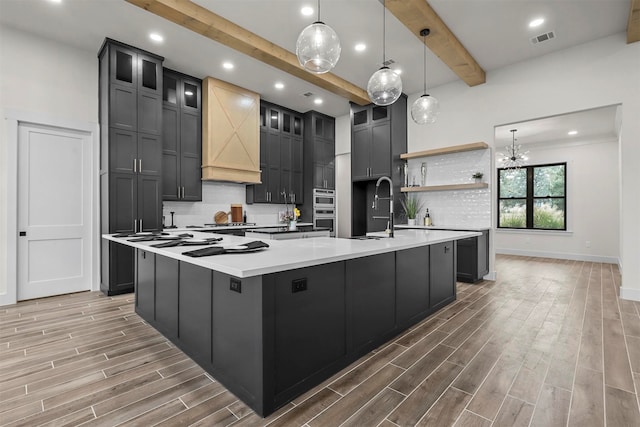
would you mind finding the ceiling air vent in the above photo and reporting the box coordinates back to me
[530,31,556,45]
[302,92,314,97]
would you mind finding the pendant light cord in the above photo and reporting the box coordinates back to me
[317,0,320,21]
[382,0,386,65]
[422,34,427,95]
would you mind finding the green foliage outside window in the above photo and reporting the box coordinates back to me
[498,163,566,230]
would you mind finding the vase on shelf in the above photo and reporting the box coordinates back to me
[288,220,297,231]
[407,218,417,226]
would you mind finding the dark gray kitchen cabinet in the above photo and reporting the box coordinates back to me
[155,255,179,339]
[270,262,346,395]
[430,241,456,310]
[346,253,396,352]
[301,111,335,222]
[179,262,213,366]
[396,246,430,328]
[162,68,202,201]
[99,38,163,295]
[457,230,489,283]
[135,249,155,321]
[350,96,407,236]
[247,101,303,205]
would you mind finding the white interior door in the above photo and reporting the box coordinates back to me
[17,122,92,300]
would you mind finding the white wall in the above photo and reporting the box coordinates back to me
[0,26,99,302]
[406,32,640,300]
[495,138,619,263]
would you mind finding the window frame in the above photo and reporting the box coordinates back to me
[497,162,567,231]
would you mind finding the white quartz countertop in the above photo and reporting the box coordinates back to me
[103,229,480,278]
[395,225,491,232]
[163,223,313,232]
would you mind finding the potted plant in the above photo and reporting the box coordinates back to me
[472,172,484,183]
[400,194,424,226]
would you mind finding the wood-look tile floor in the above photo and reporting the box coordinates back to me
[1,255,640,426]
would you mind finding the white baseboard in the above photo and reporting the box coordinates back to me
[496,248,618,264]
[483,271,497,281]
[620,287,640,302]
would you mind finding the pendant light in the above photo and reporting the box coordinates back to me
[411,28,440,124]
[367,0,402,106]
[498,129,529,169]
[296,0,341,74]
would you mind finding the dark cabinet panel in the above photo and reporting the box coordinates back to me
[155,255,179,339]
[109,85,137,131]
[430,241,456,310]
[273,262,346,395]
[179,263,212,364]
[136,249,155,321]
[347,253,395,351]
[109,173,136,233]
[138,175,162,231]
[371,122,391,178]
[161,69,202,202]
[302,111,335,220]
[138,133,162,176]
[99,38,164,295]
[352,127,371,180]
[137,92,162,135]
[396,246,430,328]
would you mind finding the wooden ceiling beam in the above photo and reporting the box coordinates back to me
[386,0,486,87]
[125,0,371,105]
[628,0,640,43]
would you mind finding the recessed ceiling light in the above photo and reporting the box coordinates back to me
[314,98,323,105]
[48,0,62,3]
[149,33,163,42]
[301,6,314,16]
[529,18,545,28]
[355,43,366,52]
[222,62,234,70]
[274,82,284,90]
[568,130,578,135]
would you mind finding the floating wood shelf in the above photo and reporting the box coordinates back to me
[400,141,489,160]
[401,182,489,192]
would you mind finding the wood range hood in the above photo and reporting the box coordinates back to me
[201,76,261,184]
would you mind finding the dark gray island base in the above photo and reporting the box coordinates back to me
[133,240,457,417]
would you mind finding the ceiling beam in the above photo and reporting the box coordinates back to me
[125,0,371,105]
[628,0,640,43]
[386,0,486,87]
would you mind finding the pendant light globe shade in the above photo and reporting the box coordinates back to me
[367,66,402,106]
[411,94,440,124]
[296,22,341,74]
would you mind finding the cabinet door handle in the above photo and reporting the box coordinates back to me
[181,187,185,199]
[134,219,137,233]
[444,245,450,253]
[177,186,181,198]
[139,159,142,172]
[133,158,137,173]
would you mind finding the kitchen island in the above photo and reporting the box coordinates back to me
[103,229,480,416]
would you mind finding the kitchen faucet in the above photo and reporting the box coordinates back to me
[372,176,394,238]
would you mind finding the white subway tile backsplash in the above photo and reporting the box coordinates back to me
[162,181,291,228]
[406,149,491,228]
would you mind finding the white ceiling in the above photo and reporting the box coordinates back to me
[0,0,631,119]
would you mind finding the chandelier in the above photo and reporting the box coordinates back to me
[367,0,402,106]
[498,129,529,169]
[411,28,439,124]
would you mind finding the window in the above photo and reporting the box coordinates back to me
[498,162,566,230]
